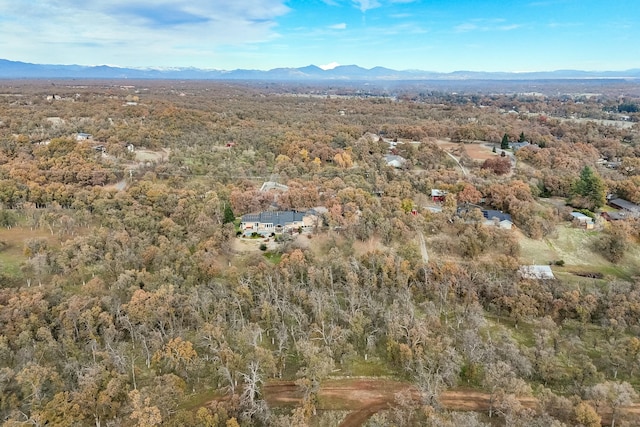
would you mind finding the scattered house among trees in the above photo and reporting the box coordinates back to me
[482,210,511,222]
[76,132,92,141]
[482,209,513,229]
[606,160,622,169]
[126,143,135,152]
[384,154,407,169]
[519,265,556,280]
[601,211,628,221]
[240,210,320,236]
[431,189,447,202]
[608,198,640,217]
[597,157,622,169]
[509,141,531,151]
[570,212,595,229]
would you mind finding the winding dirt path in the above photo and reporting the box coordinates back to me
[418,232,429,263]
[262,378,639,427]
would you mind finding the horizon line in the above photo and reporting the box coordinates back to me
[2,58,640,75]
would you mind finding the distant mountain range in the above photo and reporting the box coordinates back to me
[1,59,640,81]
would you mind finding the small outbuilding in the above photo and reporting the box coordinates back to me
[384,154,407,169]
[431,189,447,202]
[570,212,595,229]
[519,265,555,280]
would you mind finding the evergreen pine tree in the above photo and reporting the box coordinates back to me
[572,166,607,209]
[518,132,526,142]
[500,133,509,150]
[223,204,236,224]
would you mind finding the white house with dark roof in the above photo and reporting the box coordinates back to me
[481,210,512,229]
[240,210,320,236]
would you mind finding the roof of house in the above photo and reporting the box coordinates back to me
[519,265,555,280]
[570,212,594,222]
[482,210,512,222]
[384,154,407,167]
[241,210,306,225]
[510,141,530,150]
[602,211,629,221]
[431,189,447,197]
[609,198,640,213]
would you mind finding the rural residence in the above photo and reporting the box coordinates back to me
[608,198,640,217]
[240,210,321,236]
[482,210,513,229]
[431,189,447,202]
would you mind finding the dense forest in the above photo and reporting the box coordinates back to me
[0,79,640,426]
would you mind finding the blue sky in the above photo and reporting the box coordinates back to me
[1,0,638,72]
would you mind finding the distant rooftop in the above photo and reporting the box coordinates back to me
[609,198,640,213]
[519,265,555,280]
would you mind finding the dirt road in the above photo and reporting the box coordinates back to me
[418,232,429,263]
[263,379,536,426]
[262,378,639,427]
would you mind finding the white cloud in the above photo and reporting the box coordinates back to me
[352,0,381,12]
[329,23,347,30]
[0,0,291,67]
[454,23,479,33]
[454,20,520,33]
[319,61,340,70]
[498,24,521,31]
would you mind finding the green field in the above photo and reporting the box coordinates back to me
[0,225,68,284]
[518,224,640,281]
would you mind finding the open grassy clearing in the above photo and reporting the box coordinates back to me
[0,226,59,279]
[434,139,500,162]
[518,224,640,281]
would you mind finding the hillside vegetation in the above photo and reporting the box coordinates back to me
[0,80,639,426]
